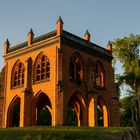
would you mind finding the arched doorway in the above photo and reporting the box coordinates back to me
[97,96,108,127]
[66,92,87,126]
[7,96,20,127]
[32,92,52,126]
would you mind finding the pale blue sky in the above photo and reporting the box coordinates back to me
[0,0,140,74]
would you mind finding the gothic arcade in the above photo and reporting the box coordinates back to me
[0,17,120,127]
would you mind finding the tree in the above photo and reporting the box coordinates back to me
[113,34,140,127]
[65,108,78,126]
[115,75,122,97]
[37,107,52,126]
[119,96,133,126]
[112,34,140,95]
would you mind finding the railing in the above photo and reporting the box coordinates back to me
[63,30,111,56]
[8,42,27,53]
[32,30,56,44]
[8,30,57,53]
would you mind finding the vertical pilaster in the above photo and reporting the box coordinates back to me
[110,97,120,126]
[110,68,120,126]
[20,58,33,127]
[3,63,8,128]
[55,46,64,126]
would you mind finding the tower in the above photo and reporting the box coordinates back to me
[1,17,120,127]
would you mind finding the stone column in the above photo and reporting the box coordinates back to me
[56,45,64,126]
[20,58,33,127]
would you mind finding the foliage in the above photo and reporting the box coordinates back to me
[65,108,78,126]
[97,105,103,126]
[112,34,140,95]
[115,75,123,97]
[119,96,133,127]
[37,107,51,126]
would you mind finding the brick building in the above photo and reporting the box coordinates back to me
[0,17,120,127]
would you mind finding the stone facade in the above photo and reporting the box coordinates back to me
[0,17,120,127]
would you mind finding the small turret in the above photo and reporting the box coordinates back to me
[107,41,112,54]
[84,30,90,47]
[56,16,64,36]
[4,39,10,54]
[28,28,34,46]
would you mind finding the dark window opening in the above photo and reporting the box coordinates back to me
[76,61,82,83]
[69,56,83,84]
[69,61,74,81]
[95,62,105,88]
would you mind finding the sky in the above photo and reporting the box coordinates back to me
[0,0,140,74]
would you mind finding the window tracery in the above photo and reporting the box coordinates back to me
[95,61,105,88]
[69,53,84,84]
[12,61,24,87]
[34,53,50,82]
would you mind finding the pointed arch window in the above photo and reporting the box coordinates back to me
[37,64,41,81]
[34,53,50,82]
[95,61,105,88]
[69,53,84,84]
[12,61,24,87]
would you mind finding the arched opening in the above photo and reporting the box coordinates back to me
[7,96,20,127]
[32,92,52,126]
[66,92,87,126]
[34,52,50,82]
[69,53,84,84]
[95,61,105,88]
[75,58,82,83]
[97,96,108,127]
[11,60,25,87]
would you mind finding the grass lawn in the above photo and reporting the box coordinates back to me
[0,126,131,140]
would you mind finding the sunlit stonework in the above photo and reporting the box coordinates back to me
[0,17,120,127]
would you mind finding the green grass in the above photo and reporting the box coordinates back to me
[0,126,131,140]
